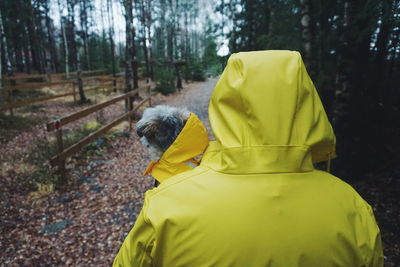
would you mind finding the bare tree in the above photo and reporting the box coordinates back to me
[137,0,150,82]
[107,0,117,90]
[80,0,91,70]
[44,0,59,73]
[67,0,86,102]
[58,0,70,78]
[146,0,153,80]
[123,0,134,110]
[26,0,44,73]
[66,0,78,71]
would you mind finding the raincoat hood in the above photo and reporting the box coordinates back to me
[201,50,336,174]
[143,113,209,183]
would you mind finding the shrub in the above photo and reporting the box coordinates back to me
[191,64,206,81]
[187,57,206,81]
[155,67,176,95]
[19,121,104,191]
[0,113,44,144]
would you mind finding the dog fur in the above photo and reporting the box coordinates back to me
[136,105,191,160]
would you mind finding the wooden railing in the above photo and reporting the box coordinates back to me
[2,69,107,82]
[46,82,152,182]
[0,75,123,115]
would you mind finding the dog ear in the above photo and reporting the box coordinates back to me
[135,121,146,137]
[152,116,185,151]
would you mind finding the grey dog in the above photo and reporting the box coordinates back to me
[136,105,191,161]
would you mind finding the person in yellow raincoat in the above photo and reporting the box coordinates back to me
[113,50,383,267]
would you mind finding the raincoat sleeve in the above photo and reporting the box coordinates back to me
[113,208,155,267]
[364,203,384,267]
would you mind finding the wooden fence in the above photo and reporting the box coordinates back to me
[2,69,107,83]
[0,74,123,115]
[46,83,152,182]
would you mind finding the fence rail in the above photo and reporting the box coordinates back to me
[46,89,138,132]
[3,69,107,81]
[1,81,73,91]
[1,75,123,114]
[1,91,75,111]
[46,82,153,182]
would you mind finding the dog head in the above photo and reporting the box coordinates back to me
[136,105,191,160]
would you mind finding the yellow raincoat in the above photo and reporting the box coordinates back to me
[114,50,383,267]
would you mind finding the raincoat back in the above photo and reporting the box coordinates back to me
[113,50,383,267]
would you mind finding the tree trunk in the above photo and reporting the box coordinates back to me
[175,64,182,89]
[132,27,139,89]
[146,0,153,80]
[139,0,150,82]
[76,55,87,103]
[0,9,13,77]
[372,1,392,101]
[67,0,77,71]
[11,25,24,73]
[184,5,189,82]
[300,0,315,74]
[26,0,44,73]
[124,0,134,110]
[67,0,86,102]
[58,0,69,78]
[80,0,91,70]
[332,0,355,176]
[0,9,2,89]
[107,0,117,91]
[44,0,59,73]
[22,25,32,74]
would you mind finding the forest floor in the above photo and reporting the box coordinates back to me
[1,77,399,266]
[0,78,217,266]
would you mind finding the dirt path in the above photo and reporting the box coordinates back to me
[0,78,218,266]
[162,77,217,137]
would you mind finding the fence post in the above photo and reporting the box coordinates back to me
[147,83,152,107]
[8,89,14,116]
[55,120,67,185]
[72,82,77,104]
[128,97,133,131]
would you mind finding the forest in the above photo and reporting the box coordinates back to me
[1,0,399,265]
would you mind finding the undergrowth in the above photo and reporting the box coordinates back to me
[20,121,130,193]
[0,112,45,144]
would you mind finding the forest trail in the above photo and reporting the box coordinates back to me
[164,77,217,136]
[0,78,218,266]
